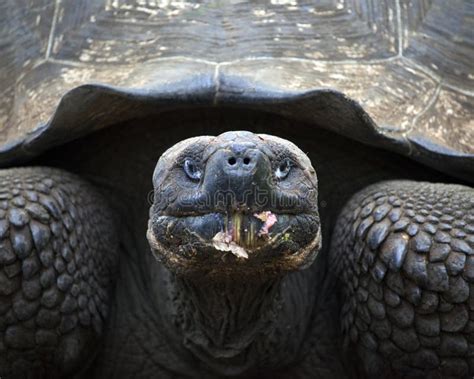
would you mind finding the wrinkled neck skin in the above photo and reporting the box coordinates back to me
[156,264,320,376]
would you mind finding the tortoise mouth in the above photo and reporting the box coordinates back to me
[147,210,321,274]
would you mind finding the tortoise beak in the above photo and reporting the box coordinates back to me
[200,145,275,211]
[146,209,321,275]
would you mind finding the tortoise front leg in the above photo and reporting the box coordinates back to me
[0,167,118,377]
[330,180,474,378]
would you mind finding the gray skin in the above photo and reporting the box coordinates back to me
[0,109,473,379]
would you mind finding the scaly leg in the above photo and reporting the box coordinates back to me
[0,167,118,377]
[330,180,474,378]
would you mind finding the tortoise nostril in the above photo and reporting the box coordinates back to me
[243,157,251,165]
[228,157,237,165]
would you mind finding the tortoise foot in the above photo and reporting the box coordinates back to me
[0,167,118,378]
[331,180,474,378]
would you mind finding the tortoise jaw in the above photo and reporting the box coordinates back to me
[146,210,321,275]
[211,211,281,259]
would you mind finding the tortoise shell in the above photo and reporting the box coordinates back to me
[0,0,472,180]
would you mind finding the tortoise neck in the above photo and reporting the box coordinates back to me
[164,270,313,375]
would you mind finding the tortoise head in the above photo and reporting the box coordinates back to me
[147,131,321,276]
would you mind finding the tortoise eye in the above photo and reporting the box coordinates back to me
[275,158,292,180]
[183,159,201,181]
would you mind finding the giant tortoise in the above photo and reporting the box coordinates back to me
[0,1,473,378]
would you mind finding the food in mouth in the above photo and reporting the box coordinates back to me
[212,211,279,259]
